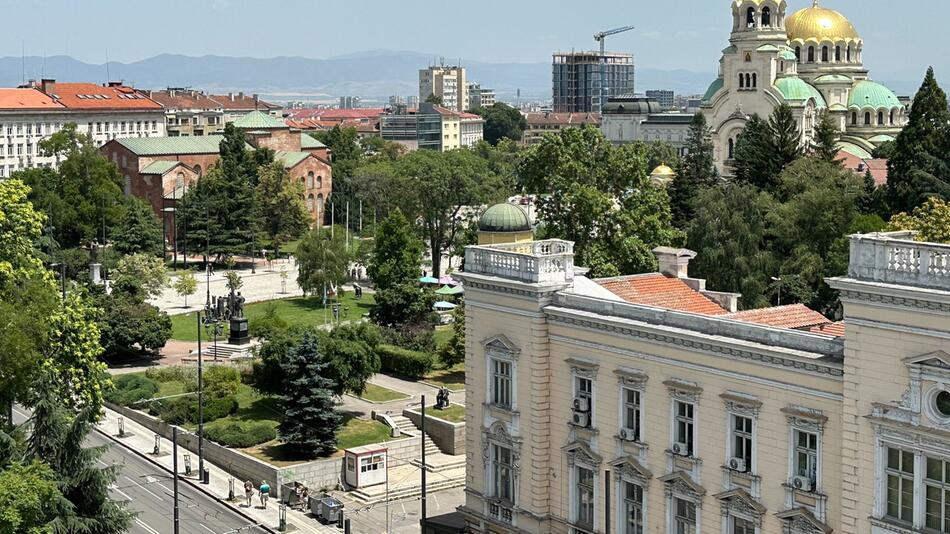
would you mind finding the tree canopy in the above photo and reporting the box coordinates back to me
[296,226,351,298]
[733,105,803,191]
[473,103,528,145]
[888,197,950,243]
[112,197,164,257]
[669,113,718,228]
[277,331,342,458]
[257,160,310,253]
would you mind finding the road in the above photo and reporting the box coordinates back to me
[13,408,269,534]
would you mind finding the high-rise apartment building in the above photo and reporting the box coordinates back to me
[552,51,635,112]
[339,96,361,109]
[646,89,675,109]
[468,82,496,110]
[419,65,468,113]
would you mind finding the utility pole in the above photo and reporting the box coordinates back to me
[593,25,635,111]
[173,427,180,534]
[420,395,427,532]
[196,312,204,478]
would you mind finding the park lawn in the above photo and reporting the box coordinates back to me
[241,416,392,466]
[358,383,409,403]
[433,326,453,350]
[169,293,376,341]
[427,403,465,423]
[424,363,465,392]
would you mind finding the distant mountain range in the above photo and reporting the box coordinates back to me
[0,50,919,104]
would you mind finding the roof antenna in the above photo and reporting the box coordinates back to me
[42,49,46,79]
[21,41,25,85]
[105,49,111,83]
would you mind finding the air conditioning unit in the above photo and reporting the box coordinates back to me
[572,411,590,428]
[791,475,813,492]
[618,428,635,441]
[573,397,590,413]
[672,442,690,456]
[728,457,747,472]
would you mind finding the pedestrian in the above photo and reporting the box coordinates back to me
[243,479,253,507]
[259,480,270,509]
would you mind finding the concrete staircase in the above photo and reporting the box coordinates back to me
[390,415,440,457]
[345,464,465,504]
[182,340,259,362]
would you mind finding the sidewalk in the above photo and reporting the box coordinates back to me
[97,407,339,533]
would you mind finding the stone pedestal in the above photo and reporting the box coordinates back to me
[90,263,102,284]
[228,317,250,345]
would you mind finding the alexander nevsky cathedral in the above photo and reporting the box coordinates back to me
[701,0,907,175]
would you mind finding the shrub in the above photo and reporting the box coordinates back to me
[204,420,277,448]
[148,394,238,425]
[145,366,195,383]
[377,344,435,379]
[203,395,239,422]
[380,326,436,353]
[106,374,159,406]
[196,365,242,397]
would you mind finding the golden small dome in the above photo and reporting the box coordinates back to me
[787,1,860,42]
[651,164,676,177]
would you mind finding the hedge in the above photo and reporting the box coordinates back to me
[106,374,159,407]
[377,344,435,379]
[148,395,238,425]
[204,420,276,448]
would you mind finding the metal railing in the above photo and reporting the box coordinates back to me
[464,240,575,284]
[848,231,950,290]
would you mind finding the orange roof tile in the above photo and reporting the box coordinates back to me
[0,88,64,109]
[525,112,601,126]
[208,93,280,111]
[809,322,845,337]
[44,82,163,110]
[597,274,728,315]
[725,304,829,329]
[148,89,222,111]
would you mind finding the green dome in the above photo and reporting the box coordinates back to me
[778,49,797,61]
[232,110,286,129]
[774,77,827,108]
[479,203,531,233]
[849,80,902,109]
[813,74,853,84]
[702,78,724,103]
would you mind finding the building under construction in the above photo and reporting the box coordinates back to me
[552,51,635,113]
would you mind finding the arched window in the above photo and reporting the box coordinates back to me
[747,7,756,27]
[317,194,324,215]
[739,73,745,88]
[728,138,735,159]
[194,164,202,177]
[821,46,829,62]
[878,111,884,125]
[864,112,871,125]
[835,46,841,62]
[306,171,314,189]
[795,46,801,62]
[176,172,185,189]
[752,72,757,88]
[317,175,323,189]
[808,46,815,62]
[745,73,752,88]
[851,112,857,125]
[761,6,771,27]
[307,194,314,211]
[890,110,895,125]
[846,46,851,62]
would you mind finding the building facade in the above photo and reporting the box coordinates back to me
[147,89,225,137]
[469,83,497,110]
[553,51,635,113]
[522,112,601,146]
[420,65,469,113]
[600,96,693,153]
[646,90,676,110]
[701,0,906,175]
[460,112,485,148]
[380,103,481,151]
[458,230,950,534]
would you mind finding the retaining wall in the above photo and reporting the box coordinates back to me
[402,406,465,455]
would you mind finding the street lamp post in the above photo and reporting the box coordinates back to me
[196,312,204,478]
[771,276,783,306]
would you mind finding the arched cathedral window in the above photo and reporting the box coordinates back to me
[728,138,735,159]
[739,73,745,89]
[746,7,756,28]
[761,6,771,27]
[745,73,752,88]
[878,111,884,125]
[846,46,851,62]
[752,72,757,88]
[795,46,801,62]
[835,46,841,62]
[821,46,829,62]
[851,112,857,125]
[808,46,815,62]
[864,112,871,125]
[890,110,895,125]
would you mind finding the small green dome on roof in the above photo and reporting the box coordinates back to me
[849,80,902,109]
[756,44,780,53]
[702,78,724,103]
[778,49,797,61]
[774,77,827,108]
[479,203,531,233]
[813,74,853,84]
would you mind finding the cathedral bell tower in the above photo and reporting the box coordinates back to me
[729,0,789,47]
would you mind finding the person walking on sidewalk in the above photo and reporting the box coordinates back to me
[259,480,270,509]
[243,480,254,507]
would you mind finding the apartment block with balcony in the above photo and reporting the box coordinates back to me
[420,65,468,113]
[457,231,950,534]
[147,88,225,136]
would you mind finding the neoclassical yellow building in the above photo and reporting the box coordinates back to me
[702,0,907,175]
[457,232,950,534]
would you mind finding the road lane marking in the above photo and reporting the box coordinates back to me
[199,523,216,533]
[135,519,161,534]
[124,475,164,501]
[110,485,134,502]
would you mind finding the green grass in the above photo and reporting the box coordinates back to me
[433,326,453,350]
[241,415,392,466]
[426,403,465,423]
[169,293,376,341]
[358,383,409,403]
[424,363,465,391]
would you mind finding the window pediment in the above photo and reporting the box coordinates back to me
[904,350,950,371]
[658,471,706,501]
[715,488,766,522]
[615,367,648,388]
[564,440,603,467]
[665,378,702,402]
[721,391,762,416]
[782,405,827,431]
[483,334,520,359]
[610,455,653,483]
[775,507,833,534]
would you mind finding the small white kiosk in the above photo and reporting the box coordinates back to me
[344,444,388,488]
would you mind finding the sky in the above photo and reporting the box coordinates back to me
[1,0,946,83]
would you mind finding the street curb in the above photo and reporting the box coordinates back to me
[96,426,279,534]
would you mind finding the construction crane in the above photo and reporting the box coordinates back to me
[594,25,635,111]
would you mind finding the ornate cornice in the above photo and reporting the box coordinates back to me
[837,288,950,314]
[546,313,843,377]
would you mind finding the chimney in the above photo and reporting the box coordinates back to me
[238,92,244,99]
[652,247,697,278]
[40,78,56,95]
[228,92,234,101]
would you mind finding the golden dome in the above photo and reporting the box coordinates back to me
[651,164,676,177]
[786,1,860,42]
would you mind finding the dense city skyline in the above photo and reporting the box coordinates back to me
[1,0,946,83]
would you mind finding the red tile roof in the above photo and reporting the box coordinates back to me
[597,274,729,315]
[725,304,829,330]
[208,93,280,111]
[312,108,386,121]
[43,82,162,110]
[836,150,889,186]
[459,112,483,120]
[0,88,64,109]
[525,112,601,126]
[147,89,222,111]
[809,321,845,337]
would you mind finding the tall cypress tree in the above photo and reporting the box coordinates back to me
[278,331,342,458]
[886,67,950,213]
[768,104,804,171]
[810,112,841,164]
[112,197,164,257]
[733,114,776,189]
[669,113,718,228]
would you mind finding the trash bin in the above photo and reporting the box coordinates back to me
[311,495,343,524]
[202,468,210,485]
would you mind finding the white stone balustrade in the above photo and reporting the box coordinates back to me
[848,231,950,290]
[464,239,575,285]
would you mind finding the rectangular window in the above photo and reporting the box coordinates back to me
[575,466,594,529]
[886,447,914,524]
[492,444,513,502]
[622,388,641,441]
[795,430,818,485]
[491,359,512,408]
[732,414,753,470]
[674,498,696,534]
[925,456,950,532]
[623,481,643,534]
[359,454,383,473]
[732,516,755,534]
[674,401,694,456]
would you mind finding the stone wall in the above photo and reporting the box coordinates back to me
[402,407,466,455]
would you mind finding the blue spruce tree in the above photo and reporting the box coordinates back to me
[278,330,342,458]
